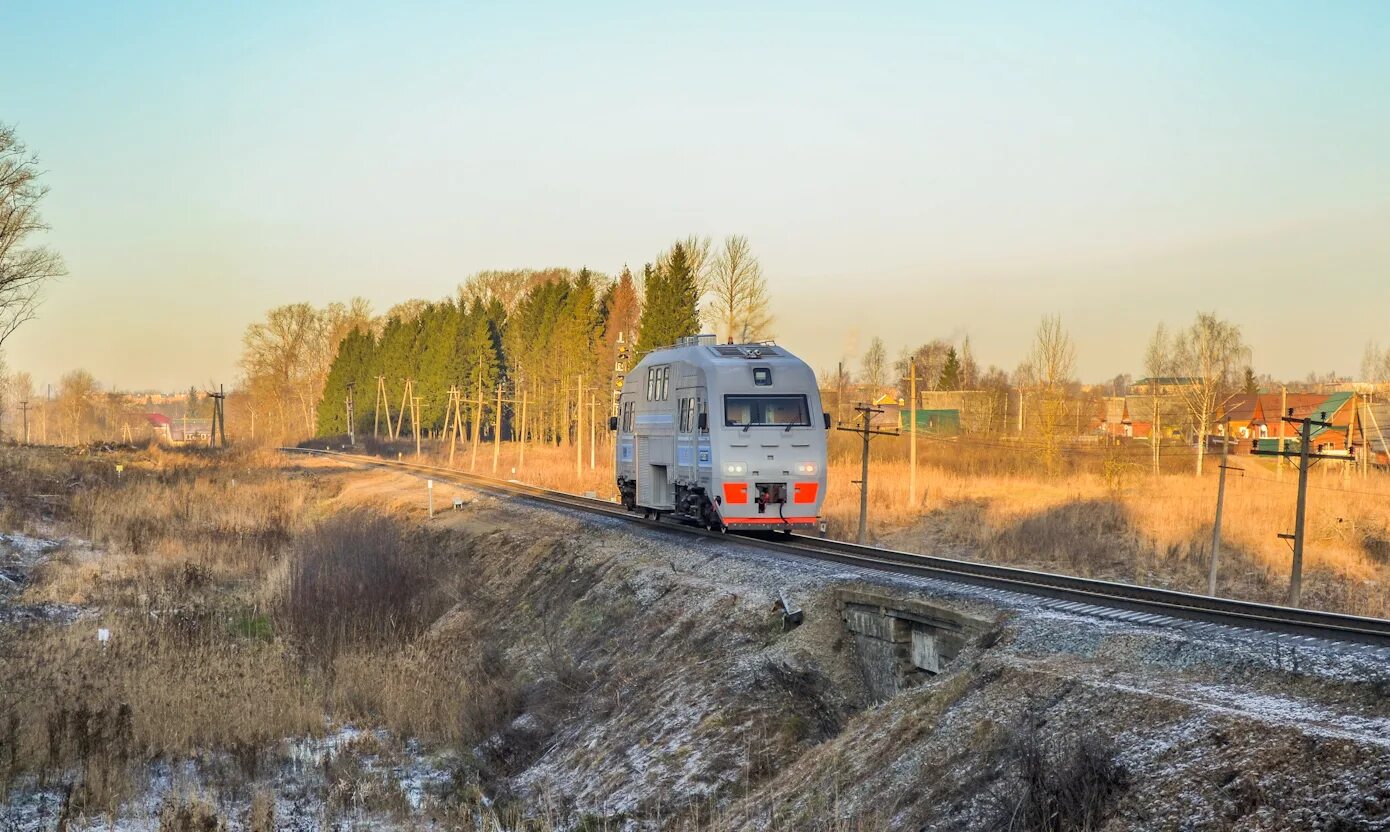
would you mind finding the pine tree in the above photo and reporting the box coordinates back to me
[939,347,962,391]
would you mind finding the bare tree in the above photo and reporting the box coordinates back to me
[1144,324,1171,476]
[895,340,953,400]
[704,234,772,342]
[1020,315,1076,475]
[241,303,324,437]
[960,335,979,389]
[57,369,99,445]
[860,336,889,393]
[1172,313,1248,476]
[0,124,66,348]
[1363,342,1390,389]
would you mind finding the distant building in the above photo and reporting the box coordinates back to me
[145,413,173,443]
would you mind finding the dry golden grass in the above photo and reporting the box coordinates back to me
[375,434,1390,617]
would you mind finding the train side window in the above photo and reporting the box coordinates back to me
[621,402,634,431]
[698,398,708,432]
[646,368,656,401]
[753,367,772,386]
[678,397,690,432]
[658,366,670,400]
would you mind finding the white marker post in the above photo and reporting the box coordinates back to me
[427,479,434,518]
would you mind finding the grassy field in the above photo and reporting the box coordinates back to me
[358,430,1390,617]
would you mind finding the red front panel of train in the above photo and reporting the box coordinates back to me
[793,482,819,504]
[723,482,749,504]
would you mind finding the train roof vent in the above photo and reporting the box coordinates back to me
[712,345,781,359]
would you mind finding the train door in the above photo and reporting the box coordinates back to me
[675,387,699,485]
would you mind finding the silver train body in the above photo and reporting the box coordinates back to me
[612,335,829,532]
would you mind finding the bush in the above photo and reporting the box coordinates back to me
[279,511,443,662]
[993,713,1128,832]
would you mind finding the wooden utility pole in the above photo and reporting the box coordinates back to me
[836,404,899,545]
[1208,418,1231,595]
[1252,409,1339,607]
[589,389,597,471]
[908,360,917,506]
[207,385,227,448]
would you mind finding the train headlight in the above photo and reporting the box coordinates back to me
[795,462,818,475]
[723,462,748,475]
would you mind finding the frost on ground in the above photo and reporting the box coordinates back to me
[3,456,1389,831]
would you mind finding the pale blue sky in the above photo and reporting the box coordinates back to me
[2,1,1387,390]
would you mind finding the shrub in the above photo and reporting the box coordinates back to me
[279,511,443,663]
[992,713,1128,832]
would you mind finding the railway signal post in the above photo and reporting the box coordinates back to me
[1251,409,1344,607]
[838,404,899,545]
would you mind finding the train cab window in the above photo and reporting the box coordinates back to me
[753,367,772,386]
[723,394,811,427]
[621,401,634,431]
[698,398,708,432]
[678,397,696,432]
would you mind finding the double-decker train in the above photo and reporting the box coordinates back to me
[610,335,829,533]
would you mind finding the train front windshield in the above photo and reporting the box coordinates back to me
[723,395,811,427]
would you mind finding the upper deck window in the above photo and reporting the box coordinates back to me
[723,394,811,427]
[646,365,670,401]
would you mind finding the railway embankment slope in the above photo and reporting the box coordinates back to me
[317,459,1390,830]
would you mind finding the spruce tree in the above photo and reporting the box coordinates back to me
[939,347,962,391]
[636,242,700,358]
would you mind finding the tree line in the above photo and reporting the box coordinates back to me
[233,235,774,444]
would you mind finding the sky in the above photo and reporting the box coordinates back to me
[1,1,1387,392]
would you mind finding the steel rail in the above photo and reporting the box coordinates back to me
[283,447,1390,649]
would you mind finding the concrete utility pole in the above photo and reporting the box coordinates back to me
[1276,385,1287,482]
[345,382,356,446]
[908,360,917,506]
[412,395,422,458]
[374,376,390,439]
[19,401,29,445]
[1208,417,1231,596]
[576,374,584,480]
[1252,409,1340,607]
[493,383,503,474]
[518,388,528,471]
[836,404,899,545]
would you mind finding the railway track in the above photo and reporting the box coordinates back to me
[284,447,1390,652]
